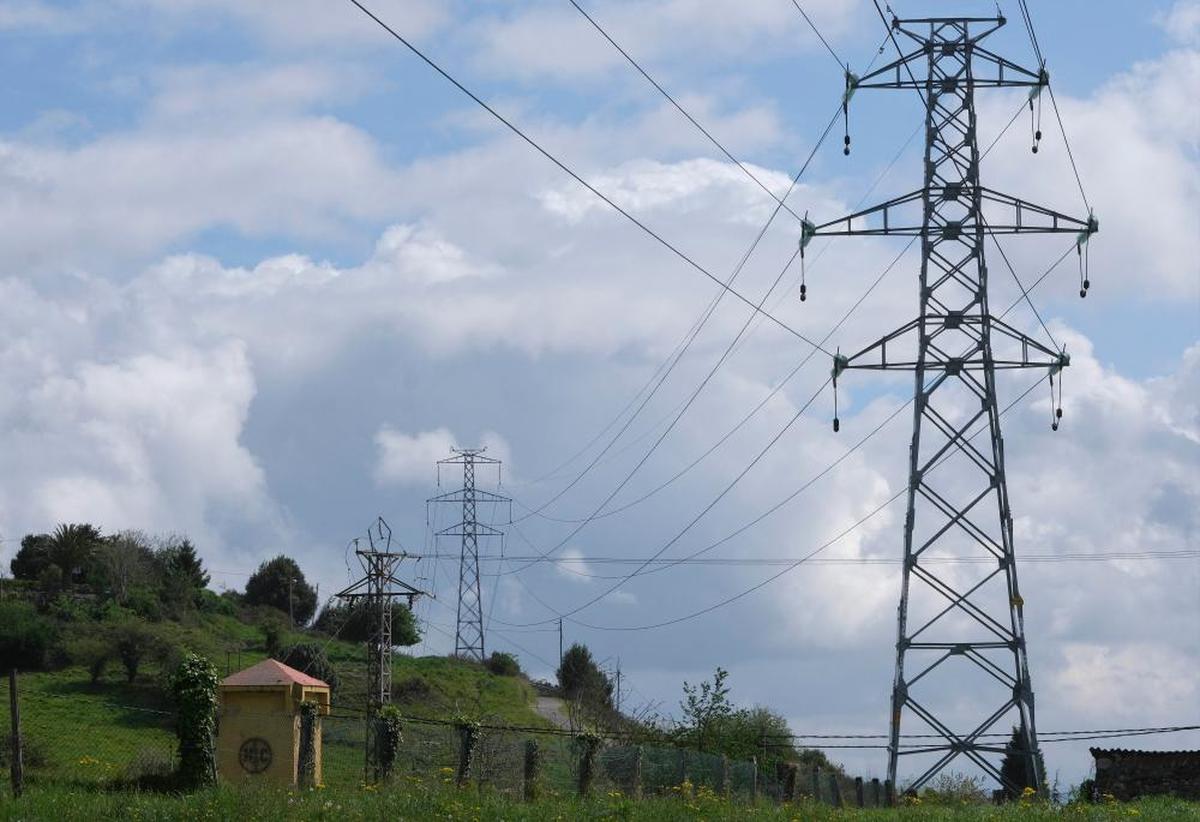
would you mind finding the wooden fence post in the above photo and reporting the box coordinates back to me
[855,775,865,808]
[8,669,22,799]
[885,778,895,806]
[297,702,317,788]
[829,772,843,807]
[523,740,540,802]
[632,745,643,800]
[577,734,599,798]
[783,763,797,802]
[871,777,881,807]
[455,722,479,787]
[810,764,821,803]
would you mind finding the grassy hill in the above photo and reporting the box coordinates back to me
[0,604,550,792]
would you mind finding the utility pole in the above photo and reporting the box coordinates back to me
[429,448,510,663]
[809,12,1095,796]
[287,577,296,628]
[558,618,564,670]
[336,517,426,783]
[615,659,621,716]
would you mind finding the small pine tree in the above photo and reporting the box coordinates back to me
[1000,726,1045,799]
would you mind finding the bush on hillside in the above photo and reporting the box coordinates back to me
[115,620,162,683]
[0,600,59,673]
[66,631,112,684]
[486,652,521,677]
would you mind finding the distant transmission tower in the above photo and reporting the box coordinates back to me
[336,517,425,782]
[429,448,510,662]
[808,13,1096,795]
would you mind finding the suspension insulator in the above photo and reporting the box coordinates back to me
[800,283,807,302]
[1056,407,1063,419]
[1035,129,1042,140]
[1079,288,1087,298]
[833,417,840,433]
[1051,420,1059,431]
[1083,279,1090,290]
[1032,144,1039,154]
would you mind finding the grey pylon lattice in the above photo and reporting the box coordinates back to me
[809,13,1096,796]
[429,448,511,662]
[336,517,425,782]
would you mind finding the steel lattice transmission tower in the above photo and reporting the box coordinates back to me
[336,517,425,782]
[807,13,1096,795]
[429,448,510,662]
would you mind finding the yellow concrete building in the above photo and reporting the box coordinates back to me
[217,658,331,786]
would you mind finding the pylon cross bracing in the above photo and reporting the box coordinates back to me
[812,14,1096,795]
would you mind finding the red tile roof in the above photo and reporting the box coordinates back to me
[221,658,329,689]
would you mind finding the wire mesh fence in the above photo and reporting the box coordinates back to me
[2,691,889,808]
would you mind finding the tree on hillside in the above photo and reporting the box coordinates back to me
[244,555,317,626]
[159,537,210,590]
[93,531,156,604]
[1000,726,1045,799]
[312,601,420,646]
[556,643,613,713]
[48,523,103,585]
[679,667,735,753]
[10,533,53,580]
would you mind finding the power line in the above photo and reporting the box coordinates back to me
[568,0,804,223]
[788,0,846,72]
[514,236,918,528]
[543,370,1051,633]
[345,0,829,354]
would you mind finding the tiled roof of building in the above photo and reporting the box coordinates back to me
[1091,748,1200,757]
[221,658,329,689]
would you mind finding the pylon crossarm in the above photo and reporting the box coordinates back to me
[427,488,511,504]
[812,188,1090,238]
[839,317,1065,372]
[436,523,504,538]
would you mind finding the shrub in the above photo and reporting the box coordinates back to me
[171,653,218,790]
[274,643,340,693]
[115,620,161,683]
[392,676,433,703]
[486,651,521,677]
[66,633,112,684]
[0,600,59,673]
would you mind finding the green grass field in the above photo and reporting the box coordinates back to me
[0,609,550,791]
[0,782,1196,821]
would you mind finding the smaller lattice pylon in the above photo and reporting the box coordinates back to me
[336,516,426,783]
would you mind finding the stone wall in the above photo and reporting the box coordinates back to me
[1091,749,1200,801]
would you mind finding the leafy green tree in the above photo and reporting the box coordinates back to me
[158,537,210,590]
[244,555,317,626]
[679,667,734,752]
[114,620,160,683]
[556,643,612,712]
[93,531,155,604]
[10,533,53,580]
[312,601,420,646]
[0,601,59,672]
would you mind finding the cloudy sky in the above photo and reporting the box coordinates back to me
[0,0,1196,787]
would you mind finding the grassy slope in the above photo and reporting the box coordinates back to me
[0,784,1196,821]
[0,610,548,789]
